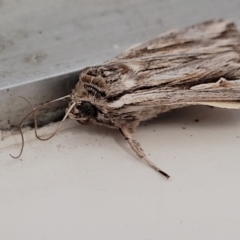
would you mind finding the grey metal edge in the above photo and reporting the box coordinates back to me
[0,71,79,130]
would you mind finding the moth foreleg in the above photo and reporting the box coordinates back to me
[119,126,170,179]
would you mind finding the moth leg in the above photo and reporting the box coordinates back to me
[119,127,170,179]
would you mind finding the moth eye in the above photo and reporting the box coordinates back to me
[77,101,98,118]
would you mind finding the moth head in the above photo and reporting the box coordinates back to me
[68,100,98,124]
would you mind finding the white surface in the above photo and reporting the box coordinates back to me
[1,106,240,240]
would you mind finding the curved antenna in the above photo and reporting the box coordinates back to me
[10,95,70,159]
[33,102,76,141]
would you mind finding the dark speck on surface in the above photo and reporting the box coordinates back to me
[195,119,199,122]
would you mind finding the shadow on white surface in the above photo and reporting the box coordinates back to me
[1,106,240,240]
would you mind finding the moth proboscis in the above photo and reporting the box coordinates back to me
[12,19,240,178]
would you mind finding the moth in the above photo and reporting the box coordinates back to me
[13,19,240,178]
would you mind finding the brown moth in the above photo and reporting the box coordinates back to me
[14,19,240,178]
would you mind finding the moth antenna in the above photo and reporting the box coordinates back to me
[10,95,70,159]
[33,102,76,141]
[120,127,170,179]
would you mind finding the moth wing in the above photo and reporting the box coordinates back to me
[108,77,240,111]
[187,78,240,109]
[105,19,240,109]
[110,19,237,62]
[192,102,240,109]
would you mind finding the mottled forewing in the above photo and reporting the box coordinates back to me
[105,19,240,107]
